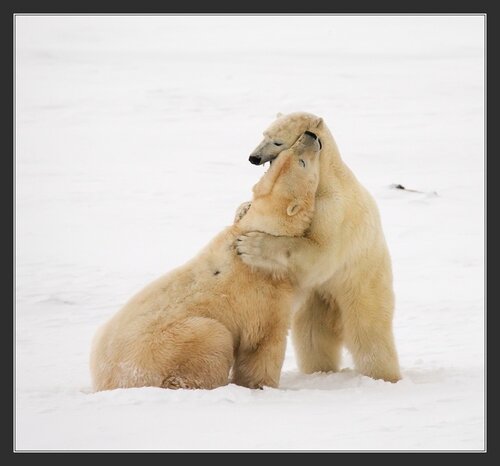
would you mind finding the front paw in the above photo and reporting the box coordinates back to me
[234,201,252,223]
[236,231,266,252]
[236,231,269,264]
[234,380,266,390]
[232,374,275,390]
[235,232,287,274]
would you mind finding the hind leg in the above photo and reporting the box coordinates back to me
[343,319,401,382]
[291,290,343,373]
[340,285,401,383]
[343,316,401,382]
[155,317,234,390]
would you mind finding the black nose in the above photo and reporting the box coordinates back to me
[304,131,322,149]
[249,155,262,165]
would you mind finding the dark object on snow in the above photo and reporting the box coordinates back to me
[390,183,438,196]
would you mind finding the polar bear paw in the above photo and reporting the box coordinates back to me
[236,231,289,278]
[233,201,252,223]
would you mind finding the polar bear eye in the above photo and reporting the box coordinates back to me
[274,142,283,146]
[299,159,306,168]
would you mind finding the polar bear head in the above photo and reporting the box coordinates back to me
[240,131,321,237]
[249,112,324,166]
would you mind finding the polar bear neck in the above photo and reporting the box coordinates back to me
[315,125,356,196]
[268,112,358,197]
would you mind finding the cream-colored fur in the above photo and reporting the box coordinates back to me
[236,112,401,382]
[90,133,321,391]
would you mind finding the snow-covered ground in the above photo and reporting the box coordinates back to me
[15,15,485,451]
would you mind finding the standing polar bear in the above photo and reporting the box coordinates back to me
[237,112,401,383]
[90,132,321,391]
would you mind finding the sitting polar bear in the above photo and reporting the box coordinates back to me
[90,132,321,391]
[236,112,401,383]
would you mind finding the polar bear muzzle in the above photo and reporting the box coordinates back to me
[249,154,265,165]
[303,131,322,149]
[249,131,322,166]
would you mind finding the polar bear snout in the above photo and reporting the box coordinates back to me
[298,132,322,153]
[303,131,322,150]
[249,153,279,166]
[249,155,262,165]
[249,139,283,165]
[304,130,318,140]
[250,132,320,167]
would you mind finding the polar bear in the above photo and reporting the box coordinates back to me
[236,112,401,383]
[89,132,321,391]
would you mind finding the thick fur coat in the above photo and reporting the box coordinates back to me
[90,133,321,391]
[237,112,401,382]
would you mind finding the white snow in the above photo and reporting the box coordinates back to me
[15,15,485,451]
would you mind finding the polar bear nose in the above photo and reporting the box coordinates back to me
[303,131,322,149]
[249,155,262,165]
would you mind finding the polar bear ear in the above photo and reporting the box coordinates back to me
[276,112,284,118]
[286,201,302,216]
[313,117,323,128]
